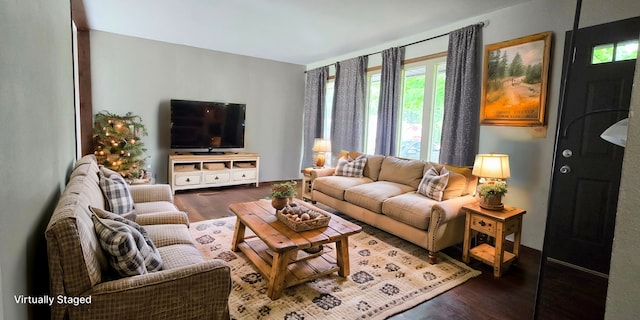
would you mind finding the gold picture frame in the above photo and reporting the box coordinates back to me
[480,32,552,126]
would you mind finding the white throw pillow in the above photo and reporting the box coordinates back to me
[417,166,450,201]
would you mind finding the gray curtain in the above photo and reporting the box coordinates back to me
[331,56,368,154]
[439,24,481,166]
[302,66,328,168]
[375,47,404,155]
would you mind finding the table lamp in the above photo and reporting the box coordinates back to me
[472,154,510,210]
[312,138,331,168]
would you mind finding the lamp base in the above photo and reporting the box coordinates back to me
[314,154,326,167]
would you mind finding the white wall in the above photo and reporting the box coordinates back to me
[0,0,76,319]
[90,31,306,184]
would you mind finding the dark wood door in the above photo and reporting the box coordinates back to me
[547,17,639,275]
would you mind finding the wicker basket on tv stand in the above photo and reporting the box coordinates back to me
[168,152,260,194]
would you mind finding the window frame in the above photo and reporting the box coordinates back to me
[397,54,447,161]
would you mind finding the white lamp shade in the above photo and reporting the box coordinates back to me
[600,118,628,147]
[472,154,510,179]
[312,139,332,152]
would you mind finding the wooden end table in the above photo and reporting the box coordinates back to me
[230,199,362,300]
[300,167,315,202]
[462,203,526,277]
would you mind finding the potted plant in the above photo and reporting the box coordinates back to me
[476,181,508,210]
[270,181,297,210]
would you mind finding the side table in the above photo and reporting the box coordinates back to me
[462,203,526,277]
[301,167,315,202]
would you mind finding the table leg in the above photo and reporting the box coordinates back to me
[336,238,350,277]
[462,213,472,263]
[231,219,246,252]
[267,250,292,300]
[513,219,522,262]
[494,222,504,277]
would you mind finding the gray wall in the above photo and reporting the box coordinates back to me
[311,0,640,317]
[0,0,76,319]
[309,0,574,250]
[90,31,306,185]
[1,0,638,319]
[307,0,640,251]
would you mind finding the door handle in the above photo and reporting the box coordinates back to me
[559,165,571,174]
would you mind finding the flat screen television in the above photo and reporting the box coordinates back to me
[170,99,246,153]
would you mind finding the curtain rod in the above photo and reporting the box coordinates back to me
[305,21,486,73]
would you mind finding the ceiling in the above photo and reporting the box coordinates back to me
[83,0,531,65]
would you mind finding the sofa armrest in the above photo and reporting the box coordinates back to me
[71,260,231,319]
[432,195,477,224]
[310,168,336,179]
[136,211,190,226]
[130,184,174,203]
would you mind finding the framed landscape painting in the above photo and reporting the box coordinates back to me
[480,32,552,126]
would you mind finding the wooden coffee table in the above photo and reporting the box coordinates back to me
[230,199,362,300]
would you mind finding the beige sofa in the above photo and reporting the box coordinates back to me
[46,155,231,320]
[311,152,478,264]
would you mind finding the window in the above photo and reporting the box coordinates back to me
[398,66,426,159]
[364,72,381,154]
[325,54,446,162]
[591,39,638,64]
[615,40,639,61]
[397,56,446,161]
[323,80,335,139]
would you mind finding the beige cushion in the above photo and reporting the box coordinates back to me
[337,150,362,160]
[381,192,437,230]
[443,170,467,200]
[363,155,385,181]
[417,166,449,201]
[143,224,195,248]
[133,201,179,214]
[157,244,205,270]
[378,157,425,189]
[313,176,373,200]
[344,181,415,213]
[444,164,477,195]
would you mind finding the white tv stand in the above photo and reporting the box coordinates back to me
[168,152,260,194]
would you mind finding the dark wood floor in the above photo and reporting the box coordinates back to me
[174,182,607,320]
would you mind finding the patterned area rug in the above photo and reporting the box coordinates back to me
[190,216,480,320]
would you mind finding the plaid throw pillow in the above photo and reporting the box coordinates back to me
[334,154,367,178]
[92,214,163,276]
[417,166,450,201]
[99,172,134,214]
[90,206,137,224]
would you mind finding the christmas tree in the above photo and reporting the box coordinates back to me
[93,111,148,179]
